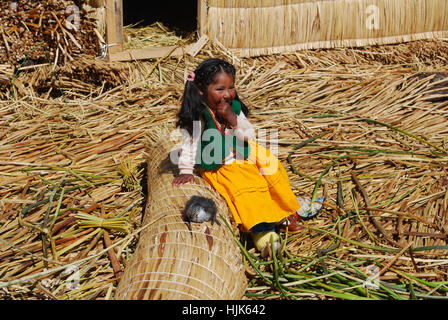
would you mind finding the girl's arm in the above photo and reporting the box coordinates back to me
[173,122,201,186]
[216,101,255,141]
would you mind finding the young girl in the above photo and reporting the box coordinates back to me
[172,58,304,256]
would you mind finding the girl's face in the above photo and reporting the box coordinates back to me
[201,71,236,110]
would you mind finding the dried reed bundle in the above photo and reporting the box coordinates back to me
[75,213,130,234]
[114,131,247,300]
[0,1,99,66]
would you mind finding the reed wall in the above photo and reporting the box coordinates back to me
[201,0,448,57]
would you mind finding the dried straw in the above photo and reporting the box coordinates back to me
[1,17,448,299]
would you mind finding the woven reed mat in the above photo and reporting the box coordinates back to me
[114,131,247,300]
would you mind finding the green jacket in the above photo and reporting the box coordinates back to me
[196,100,250,171]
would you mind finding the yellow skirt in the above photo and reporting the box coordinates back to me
[199,140,300,232]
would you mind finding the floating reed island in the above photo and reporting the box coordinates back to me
[1,10,448,299]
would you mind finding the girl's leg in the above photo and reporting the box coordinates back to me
[250,222,280,257]
[199,163,292,232]
[249,141,303,231]
[249,140,300,213]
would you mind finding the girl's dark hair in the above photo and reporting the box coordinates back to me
[176,58,249,135]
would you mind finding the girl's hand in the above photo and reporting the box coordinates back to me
[172,174,195,186]
[215,101,237,127]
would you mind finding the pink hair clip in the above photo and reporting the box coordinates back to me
[186,71,195,82]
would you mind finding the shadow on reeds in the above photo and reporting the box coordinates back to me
[137,161,148,225]
[158,152,180,177]
[139,152,180,224]
[402,71,448,102]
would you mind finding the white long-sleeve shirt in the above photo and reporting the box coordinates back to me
[178,113,255,175]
